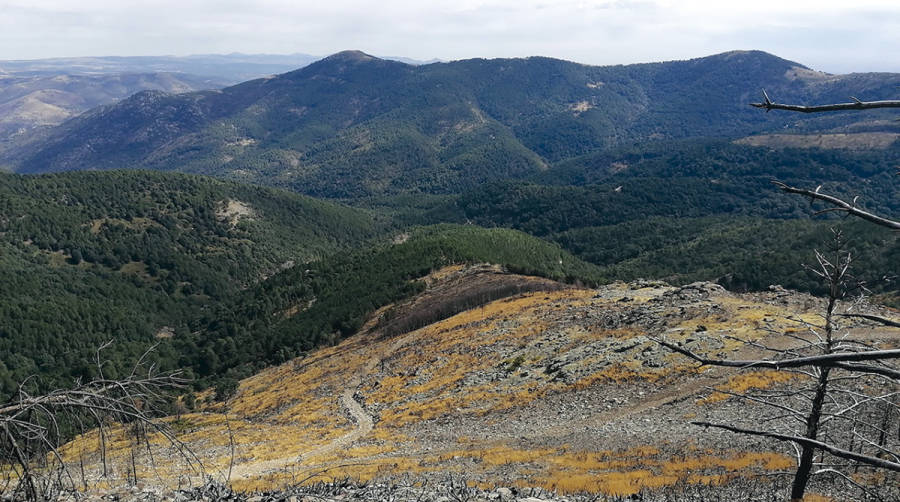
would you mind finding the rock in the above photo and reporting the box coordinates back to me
[496,487,513,499]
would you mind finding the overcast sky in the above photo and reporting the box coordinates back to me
[2,0,898,73]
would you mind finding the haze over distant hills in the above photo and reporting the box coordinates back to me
[0,72,227,146]
[0,53,322,81]
[5,50,898,198]
[0,52,447,147]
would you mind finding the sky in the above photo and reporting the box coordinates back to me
[1,0,899,73]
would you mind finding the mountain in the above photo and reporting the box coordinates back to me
[5,50,899,198]
[0,169,380,396]
[0,72,227,146]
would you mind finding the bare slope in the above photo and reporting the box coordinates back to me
[61,266,899,497]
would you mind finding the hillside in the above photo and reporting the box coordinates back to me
[59,269,899,499]
[0,170,380,396]
[379,139,900,299]
[0,72,226,147]
[5,50,899,198]
[184,224,605,384]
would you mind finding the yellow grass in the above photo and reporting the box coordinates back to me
[699,370,799,404]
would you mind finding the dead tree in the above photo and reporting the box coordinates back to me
[0,343,202,501]
[657,93,900,501]
[657,233,899,500]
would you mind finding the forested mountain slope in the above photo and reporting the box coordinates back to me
[0,170,380,395]
[0,170,602,397]
[181,224,605,385]
[6,50,898,198]
[375,139,900,297]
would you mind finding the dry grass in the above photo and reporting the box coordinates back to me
[698,370,799,404]
[54,279,826,494]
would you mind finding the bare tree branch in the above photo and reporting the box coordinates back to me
[0,346,203,500]
[750,90,900,113]
[692,421,900,472]
[831,362,900,380]
[837,313,900,328]
[652,337,900,370]
[772,181,900,230]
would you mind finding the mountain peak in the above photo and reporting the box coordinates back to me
[704,50,808,70]
[322,50,380,63]
[287,50,407,79]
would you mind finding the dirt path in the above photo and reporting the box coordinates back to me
[312,388,373,457]
[229,332,412,480]
[228,388,373,480]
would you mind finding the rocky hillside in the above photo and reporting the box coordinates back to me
[59,266,899,500]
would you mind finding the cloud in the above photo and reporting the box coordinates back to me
[1,0,898,72]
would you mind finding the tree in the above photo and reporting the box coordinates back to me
[657,93,900,501]
[0,344,201,501]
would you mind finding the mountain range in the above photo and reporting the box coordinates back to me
[0,53,321,82]
[3,50,898,199]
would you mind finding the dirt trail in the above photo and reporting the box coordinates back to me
[228,388,372,479]
[230,333,410,480]
[228,389,373,480]
[289,388,373,461]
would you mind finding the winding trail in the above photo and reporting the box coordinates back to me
[229,388,373,480]
[230,333,412,480]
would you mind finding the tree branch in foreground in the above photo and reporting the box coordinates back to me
[837,313,900,329]
[0,347,202,500]
[750,90,900,113]
[653,338,900,370]
[772,181,900,231]
[830,362,900,380]
[692,421,900,472]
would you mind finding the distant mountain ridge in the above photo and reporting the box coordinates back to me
[0,52,438,82]
[0,53,321,82]
[4,50,899,197]
[0,72,226,147]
